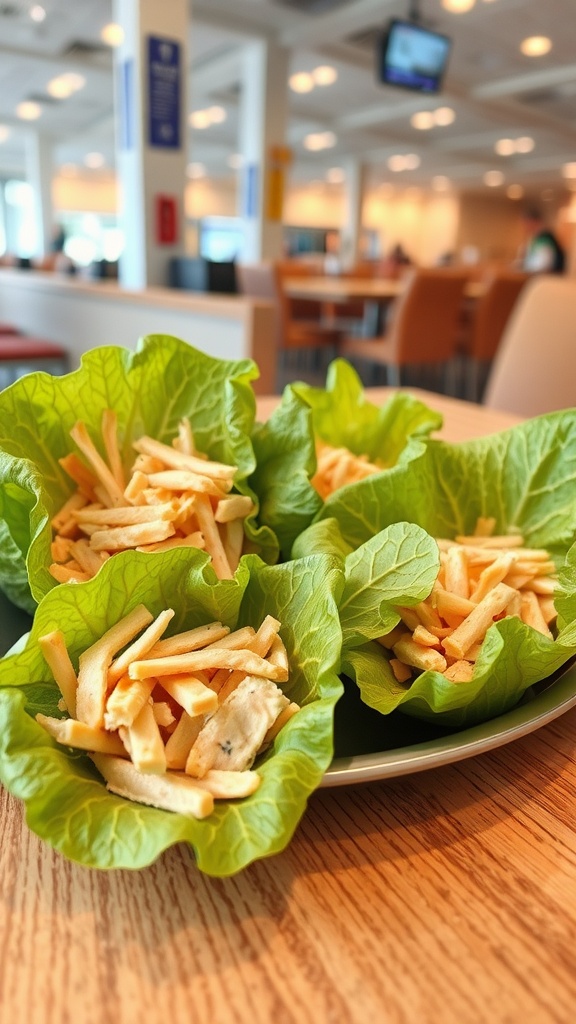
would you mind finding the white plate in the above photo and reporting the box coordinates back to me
[322,660,576,787]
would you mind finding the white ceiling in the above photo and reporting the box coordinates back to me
[0,0,575,200]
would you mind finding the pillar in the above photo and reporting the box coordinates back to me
[238,40,290,263]
[113,0,188,288]
[340,158,365,270]
[25,132,54,258]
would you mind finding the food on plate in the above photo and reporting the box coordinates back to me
[0,546,343,874]
[380,518,558,685]
[50,412,255,582]
[36,605,298,819]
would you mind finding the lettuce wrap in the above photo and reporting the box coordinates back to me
[288,357,443,476]
[0,336,317,612]
[0,546,344,874]
[296,410,576,728]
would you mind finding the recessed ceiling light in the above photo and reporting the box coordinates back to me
[433,106,455,125]
[289,72,314,94]
[303,131,336,151]
[520,36,552,57]
[562,162,576,178]
[495,138,515,156]
[227,153,243,170]
[61,73,86,93]
[484,170,504,186]
[101,23,124,47]
[47,76,74,99]
[411,111,435,130]
[515,136,534,153]
[30,5,46,22]
[84,152,105,169]
[442,0,476,12]
[0,125,10,144]
[207,106,226,124]
[312,65,338,86]
[326,167,344,183]
[16,101,41,120]
[507,184,524,199]
[403,153,421,170]
[189,109,212,130]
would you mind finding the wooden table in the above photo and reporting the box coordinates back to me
[283,275,485,303]
[2,390,576,1024]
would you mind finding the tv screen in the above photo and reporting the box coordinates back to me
[377,19,452,94]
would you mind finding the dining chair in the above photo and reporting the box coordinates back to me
[483,275,576,416]
[337,267,470,391]
[238,261,343,381]
[464,269,530,401]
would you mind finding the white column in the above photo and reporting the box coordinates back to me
[340,158,365,270]
[25,132,54,258]
[113,0,188,288]
[238,40,289,263]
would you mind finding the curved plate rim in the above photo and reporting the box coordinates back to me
[321,661,576,787]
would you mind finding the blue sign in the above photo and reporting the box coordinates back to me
[148,35,181,149]
[243,164,259,218]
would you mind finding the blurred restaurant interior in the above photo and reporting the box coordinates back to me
[0,0,575,406]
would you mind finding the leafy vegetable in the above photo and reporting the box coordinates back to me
[289,357,443,466]
[0,546,344,874]
[0,336,294,611]
[312,411,576,727]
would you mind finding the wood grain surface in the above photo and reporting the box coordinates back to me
[2,391,575,1024]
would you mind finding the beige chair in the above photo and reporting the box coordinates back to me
[338,267,469,390]
[465,270,529,401]
[483,276,576,416]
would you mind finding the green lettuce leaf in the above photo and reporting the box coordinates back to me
[0,336,281,611]
[290,357,443,465]
[0,546,344,875]
[249,387,322,559]
[323,411,576,728]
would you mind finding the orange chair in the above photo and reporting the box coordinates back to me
[465,270,529,401]
[237,262,343,388]
[337,267,469,391]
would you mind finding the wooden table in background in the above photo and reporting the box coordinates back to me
[2,391,576,1024]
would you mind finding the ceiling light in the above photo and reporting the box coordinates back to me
[520,36,552,57]
[562,162,576,179]
[0,125,9,144]
[326,167,344,183]
[433,106,455,126]
[16,101,41,120]
[411,111,434,130]
[495,138,515,156]
[61,73,86,93]
[442,0,476,12]
[186,162,206,179]
[484,170,504,187]
[84,152,105,169]
[207,106,226,124]
[312,65,338,87]
[227,153,243,170]
[506,184,524,199]
[47,76,74,99]
[432,175,450,191]
[403,153,421,170]
[289,72,314,94]
[189,109,212,130]
[304,131,336,151]
[515,136,534,153]
[30,5,46,22]
[101,23,124,47]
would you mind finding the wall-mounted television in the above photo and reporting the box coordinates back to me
[377,18,452,94]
